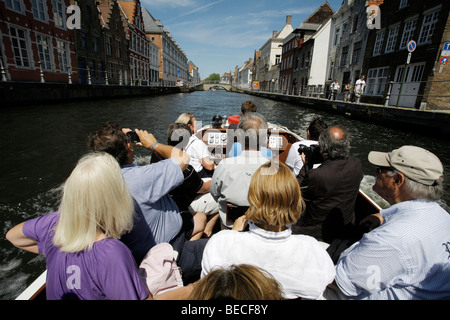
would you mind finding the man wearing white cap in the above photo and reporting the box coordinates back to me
[328,145,450,299]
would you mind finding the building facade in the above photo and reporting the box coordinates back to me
[280,2,334,95]
[71,0,106,84]
[188,60,201,85]
[118,0,150,85]
[98,0,129,85]
[254,15,293,91]
[142,7,188,86]
[0,0,77,83]
[362,0,450,109]
[236,58,253,89]
[327,0,369,98]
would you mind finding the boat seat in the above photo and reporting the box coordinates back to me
[198,127,293,163]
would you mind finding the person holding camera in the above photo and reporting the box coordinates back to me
[86,122,207,264]
[292,125,364,247]
[285,118,328,176]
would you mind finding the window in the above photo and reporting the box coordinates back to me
[385,26,399,53]
[352,15,359,33]
[334,28,340,45]
[410,63,425,83]
[92,36,99,53]
[5,0,23,12]
[56,40,69,72]
[80,32,88,50]
[373,32,384,56]
[52,0,65,28]
[418,10,440,44]
[31,0,46,21]
[340,46,348,66]
[400,19,417,49]
[275,54,281,65]
[85,5,91,22]
[399,0,408,9]
[366,67,389,96]
[352,41,362,64]
[10,27,30,67]
[106,35,112,56]
[36,34,52,70]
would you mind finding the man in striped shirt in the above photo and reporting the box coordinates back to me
[330,145,450,299]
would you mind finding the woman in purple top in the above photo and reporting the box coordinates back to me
[6,152,149,300]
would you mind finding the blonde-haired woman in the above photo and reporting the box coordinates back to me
[175,112,215,178]
[201,161,336,300]
[6,152,149,300]
[190,264,284,300]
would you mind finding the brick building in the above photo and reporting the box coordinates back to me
[0,0,77,83]
[71,0,106,84]
[118,0,150,85]
[98,0,129,85]
[362,0,450,109]
[280,2,334,94]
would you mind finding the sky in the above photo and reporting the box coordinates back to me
[141,0,344,79]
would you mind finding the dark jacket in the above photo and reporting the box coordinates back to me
[292,156,364,243]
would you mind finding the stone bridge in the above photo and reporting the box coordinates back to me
[198,83,232,91]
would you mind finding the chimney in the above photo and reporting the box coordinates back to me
[286,15,292,25]
[273,30,277,37]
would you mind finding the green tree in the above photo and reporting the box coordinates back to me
[205,73,220,82]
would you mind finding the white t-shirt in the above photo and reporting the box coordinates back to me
[201,223,336,299]
[184,135,212,173]
[330,82,340,90]
[355,79,366,93]
[285,140,320,176]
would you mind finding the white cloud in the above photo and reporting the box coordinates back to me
[165,0,226,22]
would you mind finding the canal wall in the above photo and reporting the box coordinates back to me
[0,82,193,107]
[245,90,450,139]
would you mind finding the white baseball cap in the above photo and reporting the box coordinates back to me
[368,145,443,186]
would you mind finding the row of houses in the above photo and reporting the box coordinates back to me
[0,0,201,86]
[227,0,450,110]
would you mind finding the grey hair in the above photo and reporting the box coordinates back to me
[386,169,444,201]
[318,125,350,160]
[238,112,268,131]
[236,112,268,150]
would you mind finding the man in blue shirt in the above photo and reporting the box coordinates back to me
[87,122,207,271]
[328,145,450,299]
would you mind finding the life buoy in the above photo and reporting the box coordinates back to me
[228,114,240,124]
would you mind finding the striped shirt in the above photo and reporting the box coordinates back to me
[335,200,450,300]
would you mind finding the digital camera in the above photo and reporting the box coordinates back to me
[298,144,323,168]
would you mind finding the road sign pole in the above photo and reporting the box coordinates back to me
[397,40,416,107]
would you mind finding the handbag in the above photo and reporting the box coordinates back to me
[139,243,184,296]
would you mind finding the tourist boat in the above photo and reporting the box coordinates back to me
[15,117,381,300]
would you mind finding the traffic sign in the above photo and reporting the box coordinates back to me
[407,40,416,53]
[440,57,448,65]
[442,42,450,57]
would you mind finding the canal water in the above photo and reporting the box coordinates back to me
[0,90,449,299]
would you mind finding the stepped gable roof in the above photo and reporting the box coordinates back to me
[118,0,136,23]
[97,3,113,27]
